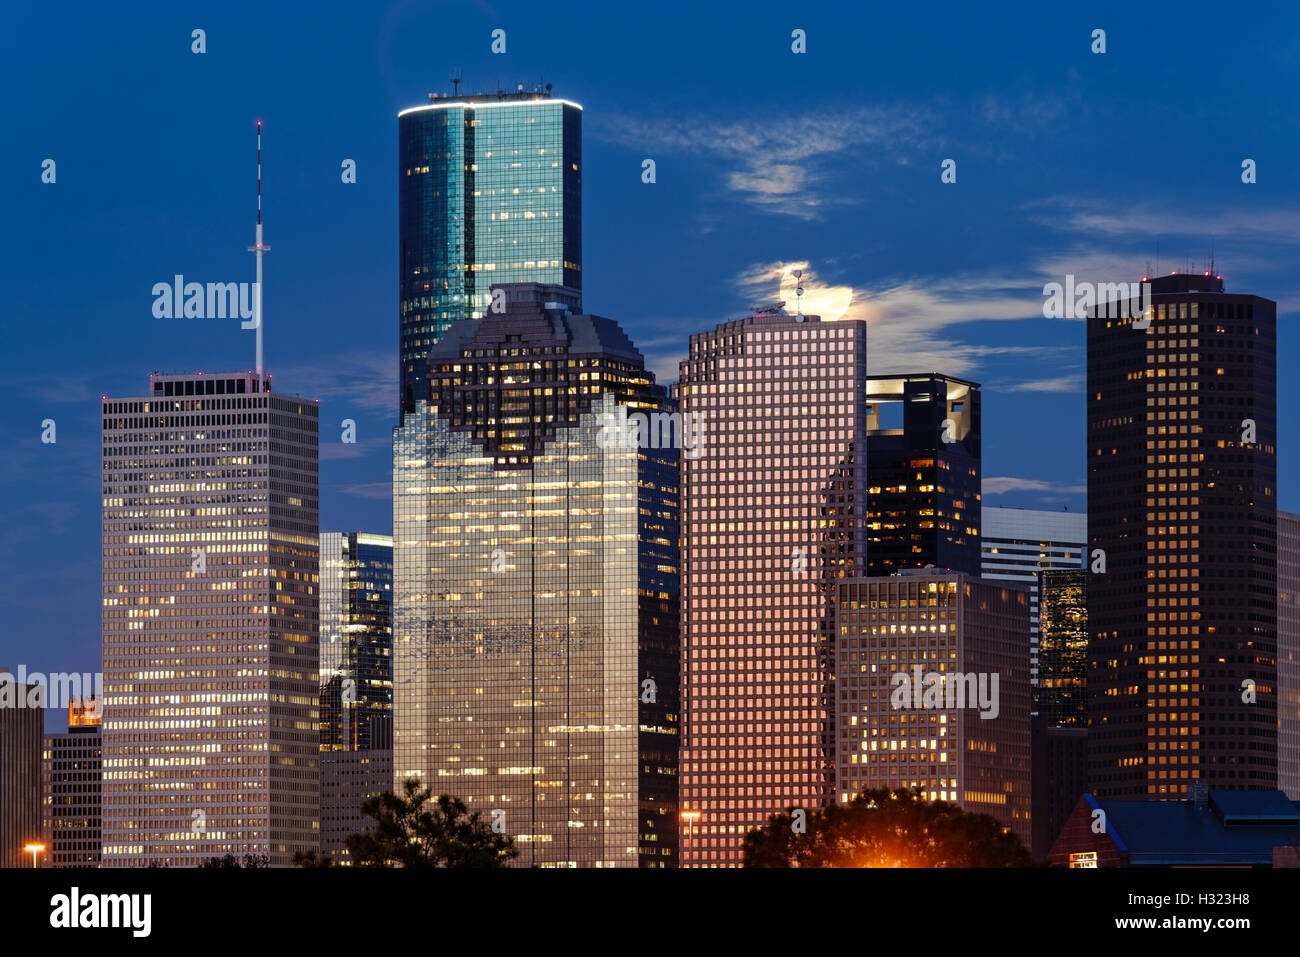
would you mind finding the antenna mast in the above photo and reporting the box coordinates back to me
[248,120,270,377]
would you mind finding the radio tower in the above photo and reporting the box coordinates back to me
[248,120,270,376]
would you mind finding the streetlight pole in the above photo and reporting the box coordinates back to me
[24,843,45,869]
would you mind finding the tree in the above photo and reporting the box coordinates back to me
[742,788,1035,868]
[343,778,518,868]
[292,850,335,868]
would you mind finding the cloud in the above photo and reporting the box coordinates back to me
[277,351,396,415]
[1006,374,1084,393]
[320,436,390,461]
[340,481,393,500]
[984,476,1086,495]
[594,105,933,218]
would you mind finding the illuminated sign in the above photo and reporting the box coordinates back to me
[1069,851,1098,869]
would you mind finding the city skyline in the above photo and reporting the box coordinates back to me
[8,4,1300,691]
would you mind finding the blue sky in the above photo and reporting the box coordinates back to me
[3,0,1298,721]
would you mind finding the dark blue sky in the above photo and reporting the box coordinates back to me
[3,0,1297,722]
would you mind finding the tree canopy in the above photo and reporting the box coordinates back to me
[338,778,519,868]
[742,788,1034,868]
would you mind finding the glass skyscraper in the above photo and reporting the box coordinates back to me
[393,282,678,867]
[398,90,582,417]
[319,531,394,751]
[100,372,319,866]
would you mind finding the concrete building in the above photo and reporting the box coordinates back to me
[834,571,1033,848]
[675,306,869,867]
[319,749,394,864]
[43,698,103,867]
[100,371,319,866]
[1279,510,1299,799]
[0,667,43,867]
[1086,273,1277,798]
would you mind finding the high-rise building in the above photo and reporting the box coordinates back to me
[1030,719,1087,860]
[1087,272,1277,799]
[43,698,103,868]
[100,371,320,866]
[833,571,1033,848]
[1279,510,1300,800]
[866,375,981,576]
[319,749,393,865]
[1038,568,1088,728]
[980,506,1087,686]
[398,90,582,416]
[676,307,869,867]
[0,667,43,868]
[319,532,394,751]
[393,282,679,867]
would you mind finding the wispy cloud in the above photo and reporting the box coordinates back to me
[1006,374,1084,393]
[594,105,934,219]
[277,351,396,415]
[341,481,393,500]
[984,476,1086,495]
[320,436,390,461]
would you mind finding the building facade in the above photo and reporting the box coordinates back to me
[980,506,1087,686]
[319,532,394,752]
[0,668,43,867]
[398,90,582,416]
[43,699,103,868]
[320,749,394,864]
[866,375,981,577]
[1038,568,1087,728]
[100,371,319,866]
[1280,510,1299,800]
[676,308,869,867]
[1086,273,1277,799]
[393,283,678,867]
[833,571,1033,847]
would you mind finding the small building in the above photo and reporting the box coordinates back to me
[1049,786,1300,867]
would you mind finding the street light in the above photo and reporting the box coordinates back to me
[23,843,45,869]
[680,811,700,867]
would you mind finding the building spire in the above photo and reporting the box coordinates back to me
[248,120,270,376]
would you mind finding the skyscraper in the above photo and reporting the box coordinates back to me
[866,374,981,576]
[676,307,869,867]
[834,571,1032,847]
[319,532,393,751]
[101,371,320,866]
[0,667,43,868]
[43,698,103,868]
[980,505,1087,686]
[1279,510,1299,800]
[392,282,679,867]
[1086,272,1277,799]
[398,89,582,416]
[1038,569,1087,728]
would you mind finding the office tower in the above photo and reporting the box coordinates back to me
[1030,719,1087,860]
[100,371,320,866]
[676,307,868,867]
[1038,569,1088,727]
[866,374,981,576]
[319,749,394,864]
[981,506,1087,685]
[319,532,394,751]
[393,282,679,867]
[43,698,103,867]
[1280,510,1300,799]
[1087,272,1277,799]
[834,571,1033,848]
[0,667,43,868]
[398,89,582,417]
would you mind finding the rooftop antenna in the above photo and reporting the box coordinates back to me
[793,269,804,318]
[247,120,269,377]
[451,70,462,96]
